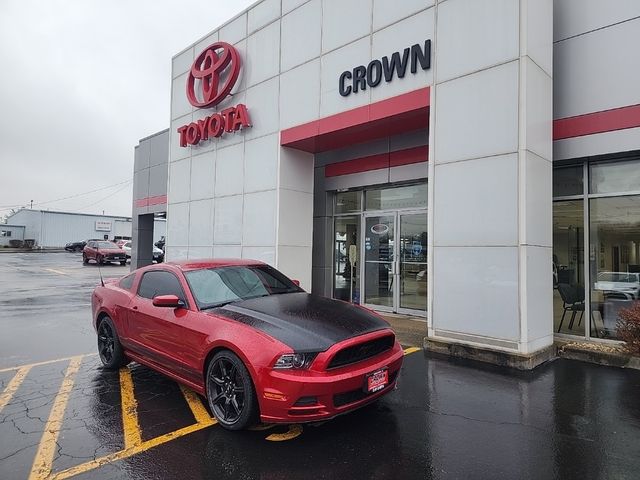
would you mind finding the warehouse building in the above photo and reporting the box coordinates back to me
[132,0,640,366]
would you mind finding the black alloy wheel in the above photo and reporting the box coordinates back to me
[97,317,127,369]
[206,351,257,430]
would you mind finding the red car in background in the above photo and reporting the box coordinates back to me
[83,240,127,265]
[91,259,404,430]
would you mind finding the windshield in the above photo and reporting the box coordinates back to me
[97,242,118,249]
[185,265,302,310]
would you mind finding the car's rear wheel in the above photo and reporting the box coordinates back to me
[82,254,88,265]
[206,351,258,430]
[97,317,128,369]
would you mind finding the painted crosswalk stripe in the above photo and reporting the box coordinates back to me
[28,356,83,480]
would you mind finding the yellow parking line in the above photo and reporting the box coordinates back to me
[28,356,83,480]
[0,353,96,373]
[265,424,304,442]
[0,366,31,413]
[44,268,68,275]
[50,421,215,480]
[119,367,142,448]
[179,385,217,426]
[403,347,421,355]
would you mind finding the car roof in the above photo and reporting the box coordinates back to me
[169,258,265,272]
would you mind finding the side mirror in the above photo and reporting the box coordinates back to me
[153,295,184,308]
[292,279,300,287]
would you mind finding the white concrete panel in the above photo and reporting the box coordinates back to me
[283,0,308,14]
[435,61,519,164]
[245,134,279,192]
[554,0,640,42]
[554,19,640,118]
[170,114,192,162]
[277,245,313,290]
[194,30,218,56]
[188,199,214,246]
[215,143,244,197]
[320,37,371,117]
[523,151,552,248]
[523,245,553,347]
[214,195,243,244]
[243,190,277,246]
[322,0,372,53]
[190,150,216,200]
[434,154,518,247]
[165,245,188,261]
[242,246,276,266]
[213,244,242,258]
[279,147,314,193]
[553,126,640,161]
[220,13,247,44]
[523,0,553,76]
[187,246,213,259]
[172,47,193,79]
[279,59,321,129]
[246,20,281,87]
[168,158,191,204]
[433,246,519,341]
[370,8,434,103]
[245,77,280,139]
[167,202,189,246]
[523,58,552,161]
[248,0,280,33]
[436,0,519,83]
[373,0,433,31]
[281,0,322,71]
[171,72,192,120]
[278,189,313,247]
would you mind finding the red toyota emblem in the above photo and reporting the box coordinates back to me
[186,42,241,109]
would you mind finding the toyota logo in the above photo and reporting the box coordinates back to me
[186,42,241,109]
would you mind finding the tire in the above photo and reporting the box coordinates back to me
[82,254,88,265]
[206,350,258,430]
[97,255,104,265]
[97,316,128,369]
[120,260,126,266]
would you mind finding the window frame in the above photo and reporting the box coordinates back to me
[136,269,190,308]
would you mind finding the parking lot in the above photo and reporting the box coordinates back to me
[2,252,640,479]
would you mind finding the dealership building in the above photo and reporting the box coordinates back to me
[131,0,640,366]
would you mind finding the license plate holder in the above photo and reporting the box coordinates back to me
[364,368,388,393]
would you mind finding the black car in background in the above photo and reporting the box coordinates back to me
[64,241,87,252]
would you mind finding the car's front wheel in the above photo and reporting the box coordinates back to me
[97,316,128,369]
[82,254,88,265]
[206,350,258,430]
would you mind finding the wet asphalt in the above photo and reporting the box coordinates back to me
[1,252,640,479]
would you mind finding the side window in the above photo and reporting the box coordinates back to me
[138,271,187,304]
[88,242,95,248]
[119,273,135,291]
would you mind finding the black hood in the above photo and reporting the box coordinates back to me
[209,292,390,352]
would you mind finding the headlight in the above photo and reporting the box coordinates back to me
[273,353,317,370]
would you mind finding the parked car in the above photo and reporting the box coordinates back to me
[65,240,87,252]
[121,241,164,263]
[83,240,127,265]
[594,272,640,299]
[116,239,129,248]
[91,259,404,430]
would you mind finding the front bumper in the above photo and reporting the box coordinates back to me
[258,342,404,424]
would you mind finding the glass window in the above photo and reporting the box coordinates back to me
[553,201,585,335]
[590,159,640,194]
[138,271,187,304]
[184,265,301,310]
[119,274,135,291]
[335,191,362,214]
[365,184,427,211]
[589,195,640,339]
[333,216,360,302]
[553,165,583,197]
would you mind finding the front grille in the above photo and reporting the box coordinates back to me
[327,335,394,369]
[333,370,398,407]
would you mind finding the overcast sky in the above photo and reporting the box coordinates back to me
[0,0,255,219]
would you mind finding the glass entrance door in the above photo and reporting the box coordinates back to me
[362,211,427,315]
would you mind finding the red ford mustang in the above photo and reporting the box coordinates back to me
[91,259,404,430]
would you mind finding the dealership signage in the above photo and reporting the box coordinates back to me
[95,221,112,232]
[339,40,431,97]
[177,42,252,147]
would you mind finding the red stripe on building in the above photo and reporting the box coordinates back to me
[553,104,640,140]
[324,146,428,178]
[135,195,167,208]
[281,87,430,153]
